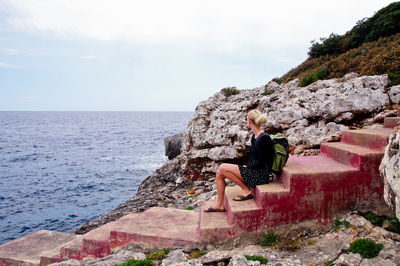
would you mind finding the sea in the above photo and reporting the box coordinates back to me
[0,111,193,245]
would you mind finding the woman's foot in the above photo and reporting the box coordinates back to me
[233,193,254,201]
[204,206,226,212]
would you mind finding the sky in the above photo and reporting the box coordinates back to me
[0,0,396,111]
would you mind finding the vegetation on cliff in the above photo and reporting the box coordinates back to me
[278,2,400,86]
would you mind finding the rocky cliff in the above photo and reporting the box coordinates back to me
[74,73,399,235]
[381,128,400,219]
[180,73,398,180]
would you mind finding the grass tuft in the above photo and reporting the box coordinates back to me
[117,259,154,266]
[245,255,268,264]
[257,231,278,246]
[188,249,207,259]
[349,238,383,258]
[146,248,170,261]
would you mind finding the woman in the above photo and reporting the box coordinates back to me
[205,109,275,212]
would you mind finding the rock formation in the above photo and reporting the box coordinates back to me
[181,73,394,180]
[380,129,400,219]
[164,133,183,159]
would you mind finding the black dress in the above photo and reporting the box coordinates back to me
[239,132,274,188]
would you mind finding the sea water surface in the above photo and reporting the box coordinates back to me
[0,111,193,244]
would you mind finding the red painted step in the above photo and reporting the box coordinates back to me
[321,142,384,169]
[110,207,201,249]
[224,186,263,232]
[341,128,393,151]
[57,213,139,261]
[200,201,234,243]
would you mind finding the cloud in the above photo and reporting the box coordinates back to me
[80,55,97,60]
[1,0,394,51]
[0,61,17,68]
[0,47,23,54]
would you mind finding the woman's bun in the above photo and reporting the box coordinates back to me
[248,109,267,127]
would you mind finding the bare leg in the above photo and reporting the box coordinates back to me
[211,163,252,210]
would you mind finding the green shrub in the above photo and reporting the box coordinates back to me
[245,255,268,264]
[342,220,351,228]
[299,71,318,87]
[146,248,170,261]
[262,84,275,96]
[387,216,400,234]
[332,219,342,232]
[257,231,278,246]
[299,66,328,87]
[388,72,400,86]
[188,249,207,259]
[118,259,154,266]
[324,261,334,266]
[184,206,194,210]
[308,2,400,58]
[349,239,383,258]
[222,87,240,97]
[360,211,386,227]
[332,218,352,231]
[272,77,283,84]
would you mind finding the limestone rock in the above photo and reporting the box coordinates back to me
[228,255,260,266]
[162,250,188,266]
[380,130,400,219]
[182,74,390,179]
[336,253,362,265]
[388,85,400,104]
[165,133,184,160]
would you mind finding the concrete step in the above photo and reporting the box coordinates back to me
[384,117,400,128]
[272,156,362,224]
[254,182,290,207]
[58,213,139,261]
[110,207,201,249]
[199,200,235,243]
[320,142,384,169]
[280,156,359,189]
[341,128,393,151]
[224,186,263,232]
[0,230,77,266]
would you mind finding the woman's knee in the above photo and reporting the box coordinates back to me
[216,164,228,179]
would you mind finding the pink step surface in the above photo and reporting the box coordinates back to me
[341,128,393,151]
[110,207,201,249]
[321,142,383,169]
[57,213,139,260]
[0,230,77,266]
[280,156,359,189]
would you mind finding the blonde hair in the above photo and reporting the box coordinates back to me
[248,109,267,127]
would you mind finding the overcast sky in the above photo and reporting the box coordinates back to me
[0,0,395,111]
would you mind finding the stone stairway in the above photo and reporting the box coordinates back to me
[1,108,399,265]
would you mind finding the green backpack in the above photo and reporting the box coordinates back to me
[269,133,289,174]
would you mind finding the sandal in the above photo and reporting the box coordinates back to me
[204,207,226,212]
[233,194,254,201]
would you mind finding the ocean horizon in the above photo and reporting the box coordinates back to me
[0,111,194,244]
